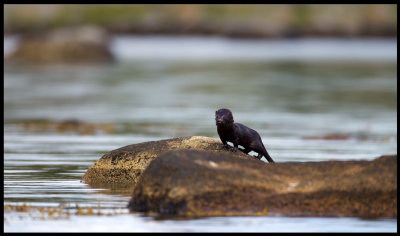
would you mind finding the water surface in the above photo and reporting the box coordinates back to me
[4,36,397,232]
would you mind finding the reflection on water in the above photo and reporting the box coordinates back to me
[4,36,397,232]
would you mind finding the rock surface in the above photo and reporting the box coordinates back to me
[8,25,113,64]
[81,136,255,188]
[129,149,396,219]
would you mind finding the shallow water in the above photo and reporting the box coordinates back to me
[4,36,397,232]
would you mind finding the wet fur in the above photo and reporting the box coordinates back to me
[215,108,274,163]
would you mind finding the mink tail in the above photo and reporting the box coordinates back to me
[261,144,275,163]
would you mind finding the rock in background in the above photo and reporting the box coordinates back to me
[7,25,113,64]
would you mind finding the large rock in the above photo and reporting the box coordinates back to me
[129,149,396,219]
[81,136,255,188]
[8,25,113,64]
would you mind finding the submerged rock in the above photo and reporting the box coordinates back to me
[8,25,113,64]
[81,136,255,188]
[14,119,114,135]
[129,150,396,219]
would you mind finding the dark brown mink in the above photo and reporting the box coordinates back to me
[215,108,275,163]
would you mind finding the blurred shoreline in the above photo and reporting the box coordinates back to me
[4,4,397,38]
[4,35,397,63]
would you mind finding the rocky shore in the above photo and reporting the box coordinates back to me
[82,136,397,219]
[5,5,397,38]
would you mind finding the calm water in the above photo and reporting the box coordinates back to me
[4,36,397,232]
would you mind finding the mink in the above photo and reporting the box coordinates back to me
[215,108,275,163]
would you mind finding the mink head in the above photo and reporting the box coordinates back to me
[215,108,234,126]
